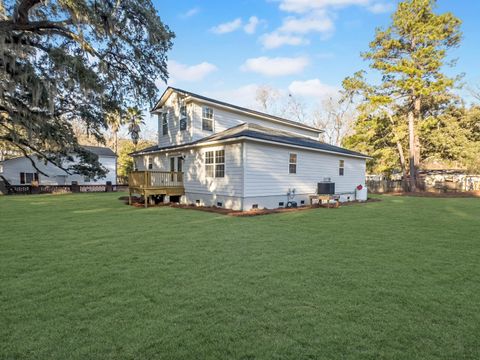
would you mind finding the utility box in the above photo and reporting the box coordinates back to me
[356,185,368,201]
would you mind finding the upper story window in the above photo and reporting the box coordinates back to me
[205,149,225,178]
[289,153,297,174]
[202,107,214,132]
[339,160,345,176]
[180,105,187,131]
[147,157,153,170]
[162,113,168,135]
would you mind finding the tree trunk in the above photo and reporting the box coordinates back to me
[408,108,417,192]
[413,97,421,190]
[386,112,409,191]
[114,131,118,184]
[396,140,408,191]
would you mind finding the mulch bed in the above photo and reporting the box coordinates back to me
[122,196,381,216]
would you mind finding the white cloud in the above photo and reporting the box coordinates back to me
[260,32,309,49]
[210,18,242,34]
[180,7,200,18]
[205,84,261,108]
[279,14,334,35]
[168,60,217,83]
[244,16,260,34]
[262,0,386,47]
[279,0,370,13]
[241,56,309,77]
[288,78,338,98]
[367,2,394,14]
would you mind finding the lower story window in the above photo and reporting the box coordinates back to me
[339,160,345,176]
[20,172,38,184]
[205,149,225,178]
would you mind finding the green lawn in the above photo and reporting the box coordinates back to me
[0,193,479,359]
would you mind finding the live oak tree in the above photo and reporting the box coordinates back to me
[345,0,462,190]
[0,0,174,178]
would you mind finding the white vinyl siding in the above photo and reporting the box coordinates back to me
[157,92,193,147]
[244,142,366,197]
[136,143,243,198]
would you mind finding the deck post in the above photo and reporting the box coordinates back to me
[128,190,132,205]
[144,191,148,208]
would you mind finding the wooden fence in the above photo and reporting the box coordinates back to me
[367,173,480,193]
[4,184,128,195]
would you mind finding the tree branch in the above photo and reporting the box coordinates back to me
[13,0,42,24]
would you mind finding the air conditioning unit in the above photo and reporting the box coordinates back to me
[317,182,335,195]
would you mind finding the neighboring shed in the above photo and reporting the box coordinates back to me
[0,146,117,186]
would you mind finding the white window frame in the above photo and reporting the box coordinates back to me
[289,153,297,174]
[162,112,168,135]
[179,104,187,131]
[205,149,225,178]
[339,160,345,176]
[202,107,214,132]
[20,172,38,184]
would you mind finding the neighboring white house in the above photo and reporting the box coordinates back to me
[130,87,369,210]
[0,146,117,186]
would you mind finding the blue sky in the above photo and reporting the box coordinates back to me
[143,0,480,130]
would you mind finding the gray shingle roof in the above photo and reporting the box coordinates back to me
[82,146,116,157]
[130,123,369,158]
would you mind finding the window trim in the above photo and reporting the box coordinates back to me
[20,172,38,184]
[202,106,214,132]
[179,104,187,131]
[339,159,345,176]
[289,153,297,174]
[205,149,225,178]
[162,112,168,135]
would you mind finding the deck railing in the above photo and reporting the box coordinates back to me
[129,171,184,189]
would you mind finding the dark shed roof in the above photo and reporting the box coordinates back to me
[82,146,116,157]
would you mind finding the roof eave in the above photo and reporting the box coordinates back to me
[130,136,370,160]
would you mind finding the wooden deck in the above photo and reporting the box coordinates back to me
[128,171,185,207]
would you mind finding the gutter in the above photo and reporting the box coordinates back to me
[131,136,371,160]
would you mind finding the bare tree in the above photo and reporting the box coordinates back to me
[312,96,354,146]
[255,85,282,114]
[468,84,480,103]
[282,94,308,123]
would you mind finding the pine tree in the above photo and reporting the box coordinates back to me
[349,0,462,190]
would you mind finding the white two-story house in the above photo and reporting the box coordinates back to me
[129,87,368,210]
